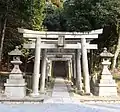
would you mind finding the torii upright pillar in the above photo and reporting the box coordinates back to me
[76,48,83,92]
[40,49,47,93]
[81,38,90,94]
[30,38,41,96]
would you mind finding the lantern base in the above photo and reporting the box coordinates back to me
[98,84,117,96]
[98,74,117,96]
[4,73,27,99]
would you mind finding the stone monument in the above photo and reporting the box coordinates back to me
[4,46,27,99]
[98,48,117,96]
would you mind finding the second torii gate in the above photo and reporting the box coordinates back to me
[18,28,103,97]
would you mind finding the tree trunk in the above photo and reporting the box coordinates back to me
[0,18,7,70]
[112,33,120,70]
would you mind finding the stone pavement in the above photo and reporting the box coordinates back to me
[44,77,73,103]
[0,77,120,112]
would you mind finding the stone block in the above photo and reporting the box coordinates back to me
[98,84,117,96]
[4,82,26,99]
[4,72,27,99]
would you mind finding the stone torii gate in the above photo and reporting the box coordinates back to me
[18,28,103,97]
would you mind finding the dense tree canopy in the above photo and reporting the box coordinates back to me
[1,0,120,71]
[64,0,120,32]
[0,0,46,57]
[0,0,31,58]
[0,0,46,71]
[32,0,46,30]
[43,3,65,31]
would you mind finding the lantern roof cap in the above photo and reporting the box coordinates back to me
[100,47,113,58]
[8,46,23,56]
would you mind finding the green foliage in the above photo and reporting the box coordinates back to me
[1,0,120,72]
[43,3,66,31]
[64,0,120,32]
[0,0,32,57]
[32,0,46,30]
[0,0,47,58]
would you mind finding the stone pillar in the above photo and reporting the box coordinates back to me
[70,59,73,80]
[40,49,47,93]
[73,55,76,83]
[45,60,48,81]
[76,49,83,92]
[81,38,90,94]
[47,60,52,82]
[68,60,72,81]
[31,38,41,96]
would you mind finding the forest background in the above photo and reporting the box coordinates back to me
[0,0,120,76]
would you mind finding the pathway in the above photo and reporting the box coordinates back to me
[44,77,73,103]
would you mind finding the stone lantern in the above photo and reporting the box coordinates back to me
[4,46,27,99]
[98,48,117,96]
